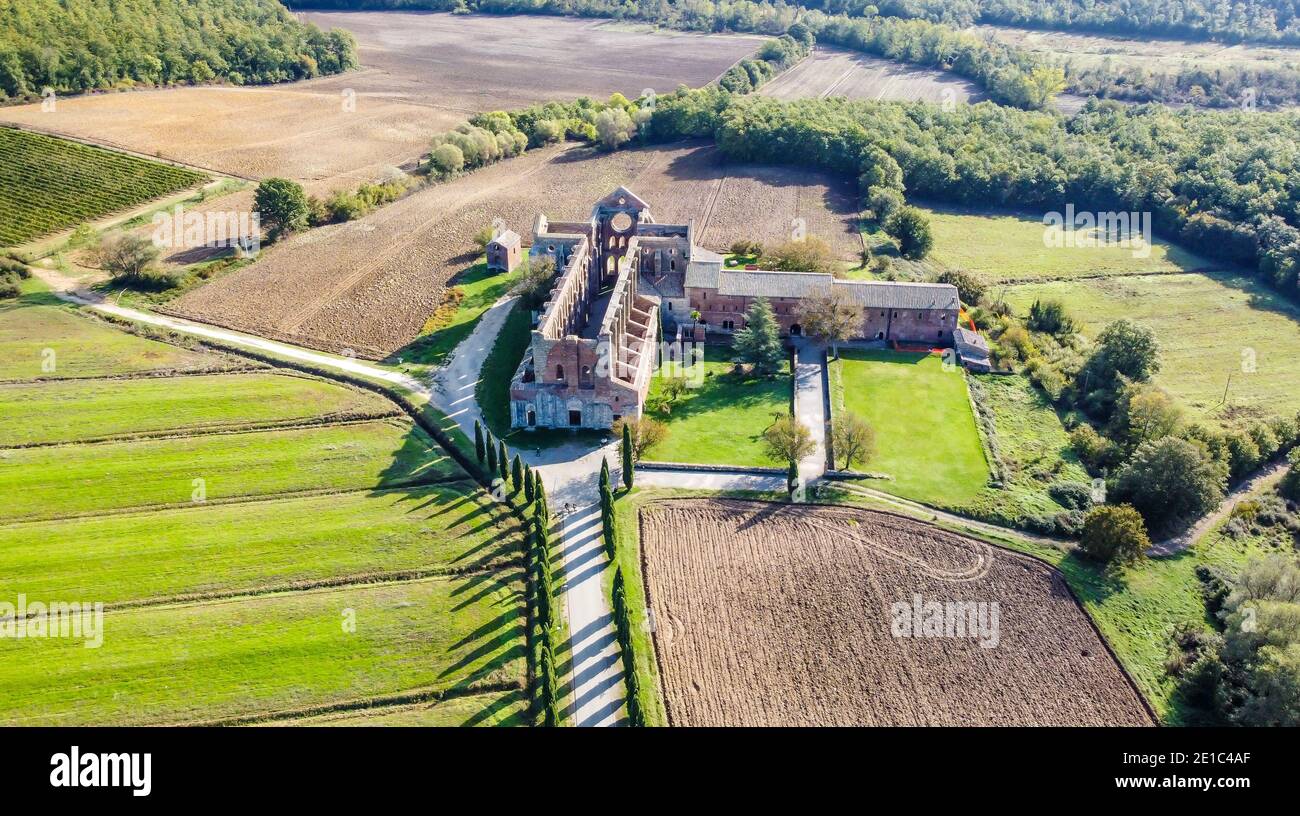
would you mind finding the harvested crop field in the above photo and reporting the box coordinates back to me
[760,46,984,104]
[167,141,863,357]
[301,11,764,110]
[0,13,760,194]
[640,499,1154,726]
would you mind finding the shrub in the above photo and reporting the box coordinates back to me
[883,206,933,259]
[932,268,986,306]
[1116,436,1228,531]
[1049,481,1094,511]
[1079,504,1150,565]
[1027,298,1076,335]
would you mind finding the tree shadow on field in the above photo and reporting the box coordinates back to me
[458,688,530,727]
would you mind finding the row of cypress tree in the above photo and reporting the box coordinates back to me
[474,419,556,725]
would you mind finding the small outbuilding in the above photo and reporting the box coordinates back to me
[486,229,522,273]
[953,327,992,373]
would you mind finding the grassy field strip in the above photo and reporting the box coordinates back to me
[831,350,989,507]
[0,293,233,381]
[0,482,520,606]
[395,262,519,375]
[1002,272,1300,422]
[919,205,1222,283]
[0,574,526,726]
[251,689,530,727]
[0,419,460,522]
[0,372,401,447]
[642,358,793,468]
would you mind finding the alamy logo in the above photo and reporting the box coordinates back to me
[1042,204,1152,258]
[890,593,1000,649]
[50,747,151,797]
[0,595,103,648]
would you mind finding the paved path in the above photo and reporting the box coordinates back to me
[1148,459,1290,556]
[540,448,627,726]
[428,295,517,440]
[792,340,828,482]
[36,275,430,395]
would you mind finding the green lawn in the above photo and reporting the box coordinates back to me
[918,203,1221,283]
[0,288,227,380]
[1003,272,1300,424]
[0,372,397,446]
[0,483,522,604]
[0,574,526,725]
[273,689,530,727]
[641,357,793,467]
[0,419,458,522]
[389,262,518,376]
[830,349,989,506]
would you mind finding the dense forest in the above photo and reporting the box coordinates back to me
[868,0,1300,45]
[647,88,1300,300]
[0,0,357,103]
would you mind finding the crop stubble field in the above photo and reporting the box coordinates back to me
[0,293,528,726]
[761,46,984,104]
[0,14,760,195]
[168,141,863,357]
[640,499,1154,726]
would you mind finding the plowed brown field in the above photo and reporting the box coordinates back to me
[0,13,761,194]
[166,141,862,357]
[640,499,1154,726]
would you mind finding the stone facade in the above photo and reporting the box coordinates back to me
[486,229,521,273]
[683,266,959,346]
[509,188,660,430]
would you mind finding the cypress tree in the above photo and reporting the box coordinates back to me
[533,502,549,558]
[497,440,509,483]
[621,422,634,490]
[524,466,536,503]
[536,480,548,525]
[511,454,523,493]
[486,431,497,473]
[599,457,610,491]
[474,419,485,463]
[540,642,559,727]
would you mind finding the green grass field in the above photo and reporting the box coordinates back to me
[641,357,793,467]
[0,126,206,246]
[0,372,397,446]
[917,204,1221,283]
[0,483,522,604]
[0,575,525,725]
[830,350,989,506]
[0,276,532,727]
[0,289,227,380]
[1003,272,1300,424]
[0,419,457,522]
[390,262,518,376]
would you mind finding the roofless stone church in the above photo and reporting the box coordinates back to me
[508,188,960,430]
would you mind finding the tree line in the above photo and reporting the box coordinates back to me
[867,0,1300,46]
[0,0,358,103]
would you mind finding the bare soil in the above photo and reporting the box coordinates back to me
[639,498,1155,726]
[761,46,984,104]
